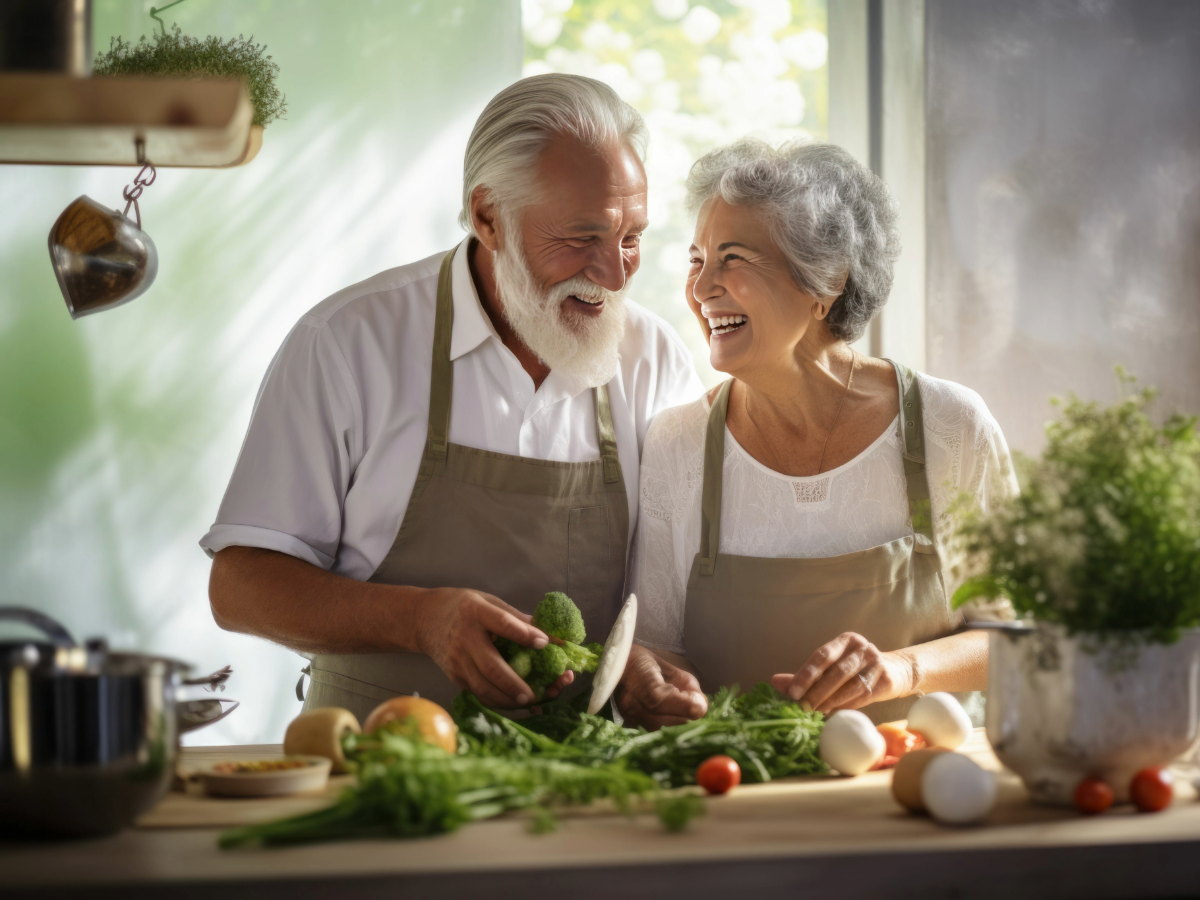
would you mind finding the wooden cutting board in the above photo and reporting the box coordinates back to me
[136,731,1198,832]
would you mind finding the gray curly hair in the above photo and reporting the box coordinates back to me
[685,138,900,343]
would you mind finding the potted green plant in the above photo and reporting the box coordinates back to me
[94,23,286,161]
[952,372,1200,805]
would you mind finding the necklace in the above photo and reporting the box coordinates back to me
[814,350,856,475]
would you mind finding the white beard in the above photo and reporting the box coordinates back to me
[491,236,628,388]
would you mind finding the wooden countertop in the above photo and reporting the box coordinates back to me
[3,731,1200,900]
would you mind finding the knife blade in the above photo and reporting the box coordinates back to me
[588,593,637,715]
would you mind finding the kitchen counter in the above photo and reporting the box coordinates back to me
[3,731,1200,900]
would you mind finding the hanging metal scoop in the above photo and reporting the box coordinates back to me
[588,593,637,715]
[48,157,159,318]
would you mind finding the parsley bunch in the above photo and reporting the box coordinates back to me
[219,727,655,848]
[455,683,826,786]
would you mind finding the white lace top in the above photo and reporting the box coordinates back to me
[629,373,1019,655]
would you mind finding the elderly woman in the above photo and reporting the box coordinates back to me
[616,139,1017,728]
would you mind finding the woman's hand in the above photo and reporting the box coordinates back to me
[771,632,916,714]
[615,644,708,729]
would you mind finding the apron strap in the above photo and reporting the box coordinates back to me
[594,383,622,485]
[295,664,311,702]
[698,379,734,576]
[426,247,621,485]
[887,359,937,553]
[425,249,457,462]
[698,362,939,573]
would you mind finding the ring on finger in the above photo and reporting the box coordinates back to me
[857,670,875,692]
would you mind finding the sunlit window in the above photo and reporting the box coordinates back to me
[524,0,829,382]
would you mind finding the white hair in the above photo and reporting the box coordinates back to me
[686,138,900,343]
[459,73,649,232]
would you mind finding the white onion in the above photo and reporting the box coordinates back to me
[921,752,996,824]
[907,692,972,750]
[819,709,886,776]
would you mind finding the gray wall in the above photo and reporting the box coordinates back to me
[925,0,1200,453]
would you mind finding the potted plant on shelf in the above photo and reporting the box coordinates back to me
[952,371,1200,805]
[93,23,286,163]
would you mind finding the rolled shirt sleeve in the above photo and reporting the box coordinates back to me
[199,315,362,570]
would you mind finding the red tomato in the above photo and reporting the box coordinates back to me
[696,755,741,795]
[1073,777,1113,815]
[1130,767,1174,813]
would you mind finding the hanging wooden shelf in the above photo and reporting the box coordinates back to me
[0,73,259,167]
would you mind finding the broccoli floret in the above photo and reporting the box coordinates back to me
[494,593,600,701]
[532,592,586,644]
[508,648,534,680]
[561,640,599,674]
[531,643,568,684]
[585,642,604,657]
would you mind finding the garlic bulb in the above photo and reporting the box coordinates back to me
[907,693,972,750]
[819,709,886,776]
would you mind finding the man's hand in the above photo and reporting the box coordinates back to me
[414,587,550,708]
[614,644,707,729]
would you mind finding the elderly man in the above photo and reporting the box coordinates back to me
[201,74,703,722]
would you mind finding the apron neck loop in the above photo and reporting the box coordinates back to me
[594,383,622,485]
[698,379,734,576]
[698,364,941,571]
[886,359,937,553]
[426,249,457,461]
[426,245,623,484]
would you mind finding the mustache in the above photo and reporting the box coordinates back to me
[546,274,626,306]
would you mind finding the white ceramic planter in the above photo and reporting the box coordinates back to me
[985,622,1200,805]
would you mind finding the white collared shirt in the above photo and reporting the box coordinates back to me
[200,240,704,581]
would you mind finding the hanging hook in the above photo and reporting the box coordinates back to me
[122,138,157,230]
[149,0,189,37]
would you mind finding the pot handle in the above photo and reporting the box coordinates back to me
[177,697,241,734]
[0,606,77,648]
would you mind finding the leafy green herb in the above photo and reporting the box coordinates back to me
[454,682,826,787]
[952,371,1200,642]
[94,25,286,128]
[219,728,655,848]
[656,792,707,832]
[219,683,823,849]
[528,806,559,834]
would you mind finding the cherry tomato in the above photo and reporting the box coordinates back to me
[696,755,741,795]
[1130,767,1174,813]
[1073,777,1113,815]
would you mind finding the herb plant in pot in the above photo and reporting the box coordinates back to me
[94,24,287,163]
[952,374,1200,805]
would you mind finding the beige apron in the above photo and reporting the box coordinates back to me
[300,249,629,721]
[683,361,954,724]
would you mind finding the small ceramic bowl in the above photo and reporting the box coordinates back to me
[200,755,332,798]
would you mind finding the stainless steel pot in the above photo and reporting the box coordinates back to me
[0,607,238,837]
[982,620,1200,805]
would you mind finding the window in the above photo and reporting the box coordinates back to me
[523,0,829,382]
